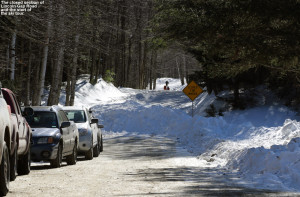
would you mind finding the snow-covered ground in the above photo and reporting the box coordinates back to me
[60,76,300,192]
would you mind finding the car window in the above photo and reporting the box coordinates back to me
[64,110,86,123]
[59,111,69,122]
[2,90,16,114]
[85,109,92,122]
[25,111,58,128]
[57,112,62,123]
[11,94,21,115]
[57,111,66,125]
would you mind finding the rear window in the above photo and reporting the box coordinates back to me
[64,110,86,123]
[25,111,58,128]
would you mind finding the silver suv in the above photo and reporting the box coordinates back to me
[63,106,103,159]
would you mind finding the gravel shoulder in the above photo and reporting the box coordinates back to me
[7,135,299,196]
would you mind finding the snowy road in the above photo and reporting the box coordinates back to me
[9,77,299,195]
[7,135,296,196]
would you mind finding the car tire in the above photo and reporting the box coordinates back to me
[17,147,31,175]
[85,148,93,160]
[50,144,62,168]
[0,142,10,196]
[66,142,77,165]
[10,146,17,181]
[85,138,93,160]
[93,139,100,157]
[100,136,103,152]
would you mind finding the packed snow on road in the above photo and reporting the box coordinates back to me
[60,76,300,192]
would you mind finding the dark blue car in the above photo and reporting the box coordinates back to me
[25,106,79,168]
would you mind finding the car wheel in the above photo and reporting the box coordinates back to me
[0,142,10,196]
[17,147,31,175]
[66,142,77,165]
[50,144,62,168]
[85,148,93,160]
[97,138,101,154]
[85,139,93,160]
[10,146,17,181]
[100,136,103,152]
[93,139,100,157]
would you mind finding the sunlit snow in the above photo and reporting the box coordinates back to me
[59,76,300,192]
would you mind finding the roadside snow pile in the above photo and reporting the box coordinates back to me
[234,137,300,191]
[95,96,300,191]
[72,77,126,107]
[226,121,300,191]
[65,76,300,192]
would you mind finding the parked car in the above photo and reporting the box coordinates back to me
[0,84,12,196]
[63,106,103,159]
[1,88,32,182]
[25,106,79,168]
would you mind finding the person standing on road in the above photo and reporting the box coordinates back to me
[164,81,170,90]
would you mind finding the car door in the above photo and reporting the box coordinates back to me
[11,94,26,153]
[60,110,75,151]
[86,109,97,147]
[58,111,71,153]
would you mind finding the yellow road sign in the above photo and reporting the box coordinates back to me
[183,81,203,101]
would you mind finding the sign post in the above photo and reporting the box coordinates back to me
[183,81,203,117]
[192,100,194,117]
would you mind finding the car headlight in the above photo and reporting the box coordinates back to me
[37,137,54,144]
[78,128,88,136]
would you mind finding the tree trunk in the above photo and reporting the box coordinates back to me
[137,38,142,89]
[36,8,52,105]
[120,0,126,87]
[89,13,98,85]
[133,1,143,89]
[176,56,181,82]
[66,13,81,106]
[86,49,90,73]
[69,0,81,106]
[6,42,10,77]
[32,49,42,105]
[25,41,32,106]
[141,41,148,89]
[184,55,188,84]
[65,66,71,106]
[70,33,80,106]
[90,49,97,85]
[48,3,65,105]
[126,35,132,87]
[180,55,185,85]
[17,39,25,95]
[149,50,154,90]
[10,30,17,81]
[153,50,157,90]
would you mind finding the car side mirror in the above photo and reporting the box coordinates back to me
[23,107,34,116]
[61,121,71,128]
[91,118,98,124]
[98,124,104,129]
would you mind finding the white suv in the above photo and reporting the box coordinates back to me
[63,106,103,159]
[0,83,12,196]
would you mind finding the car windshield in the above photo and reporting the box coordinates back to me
[64,110,86,123]
[25,111,58,128]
